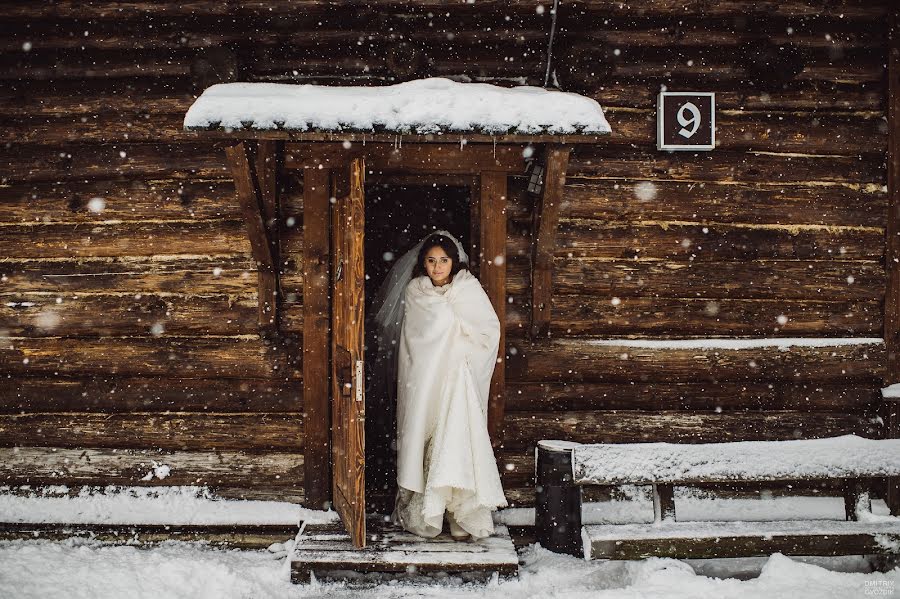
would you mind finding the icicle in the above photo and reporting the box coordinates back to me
[492,136,497,158]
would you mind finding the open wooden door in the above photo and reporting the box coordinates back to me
[330,158,367,548]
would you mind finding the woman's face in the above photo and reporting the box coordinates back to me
[424,245,453,287]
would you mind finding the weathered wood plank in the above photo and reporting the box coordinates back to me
[503,410,881,448]
[302,167,331,511]
[597,108,888,155]
[0,376,301,413]
[0,0,888,20]
[4,143,228,183]
[542,295,882,337]
[552,220,884,261]
[481,171,508,444]
[0,524,300,549]
[885,4,900,518]
[0,337,300,379]
[506,339,885,383]
[285,142,526,174]
[0,180,238,223]
[329,157,367,548]
[887,7,900,387]
[530,145,571,339]
[569,149,884,184]
[0,293,259,337]
[0,413,304,451]
[0,446,304,491]
[0,256,258,295]
[550,258,885,300]
[558,180,888,228]
[0,221,250,259]
[583,521,900,560]
[504,382,880,413]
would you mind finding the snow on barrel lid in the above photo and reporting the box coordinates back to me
[183,78,611,136]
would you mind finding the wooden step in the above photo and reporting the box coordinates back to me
[0,523,299,549]
[291,519,519,583]
[583,520,900,560]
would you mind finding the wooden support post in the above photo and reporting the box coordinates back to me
[480,171,507,446]
[535,441,582,556]
[887,6,900,516]
[469,175,481,278]
[652,484,677,523]
[302,167,332,510]
[843,478,872,521]
[530,146,572,339]
[224,142,277,332]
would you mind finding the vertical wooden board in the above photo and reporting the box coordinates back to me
[480,171,508,445]
[331,158,367,548]
[469,174,481,278]
[887,7,900,516]
[530,145,571,339]
[303,167,331,510]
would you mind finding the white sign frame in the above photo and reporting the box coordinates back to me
[657,91,716,151]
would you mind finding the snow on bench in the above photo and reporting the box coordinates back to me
[534,436,900,561]
[183,77,611,135]
[569,435,900,485]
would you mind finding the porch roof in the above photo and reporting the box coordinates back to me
[183,77,611,143]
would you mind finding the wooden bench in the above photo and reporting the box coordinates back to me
[534,436,900,561]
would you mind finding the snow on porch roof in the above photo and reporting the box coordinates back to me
[183,78,611,137]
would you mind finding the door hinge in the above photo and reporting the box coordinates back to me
[355,360,364,403]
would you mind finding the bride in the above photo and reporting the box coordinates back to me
[370,230,507,540]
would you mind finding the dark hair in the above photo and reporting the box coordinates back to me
[412,234,468,280]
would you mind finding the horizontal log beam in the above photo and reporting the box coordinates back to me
[503,410,880,449]
[0,413,304,451]
[0,377,301,413]
[0,337,300,379]
[0,446,304,492]
[506,339,885,383]
[504,382,880,413]
[284,142,528,173]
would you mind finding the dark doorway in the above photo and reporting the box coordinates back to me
[363,183,471,515]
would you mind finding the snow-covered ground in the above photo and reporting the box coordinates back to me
[1,487,898,598]
[1,540,897,599]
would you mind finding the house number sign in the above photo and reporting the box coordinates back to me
[657,92,715,151]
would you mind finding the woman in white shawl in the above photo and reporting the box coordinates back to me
[371,231,507,540]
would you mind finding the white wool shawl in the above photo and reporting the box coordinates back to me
[395,268,507,533]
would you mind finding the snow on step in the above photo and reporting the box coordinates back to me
[291,521,518,582]
[184,78,611,135]
[571,435,900,484]
[583,520,900,541]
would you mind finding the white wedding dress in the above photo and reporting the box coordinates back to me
[390,269,508,539]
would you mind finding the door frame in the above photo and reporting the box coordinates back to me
[297,141,521,521]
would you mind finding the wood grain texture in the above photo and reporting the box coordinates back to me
[480,171,508,445]
[0,376,301,413]
[530,145,571,339]
[504,382,880,413]
[330,158,367,548]
[0,413,304,451]
[302,166,331,511]
[887,8,900,387]
[506,340,885,384]
[0,446,304,496]
[542,295,882,337]
[0,337,299,379]
[503,410,880,449]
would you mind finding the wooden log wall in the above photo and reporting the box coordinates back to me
[0,1,892,508]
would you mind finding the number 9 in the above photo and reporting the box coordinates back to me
[677,102,701,139]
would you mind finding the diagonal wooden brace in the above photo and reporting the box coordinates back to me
[224,141,279,333]
[530,145,572,339]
